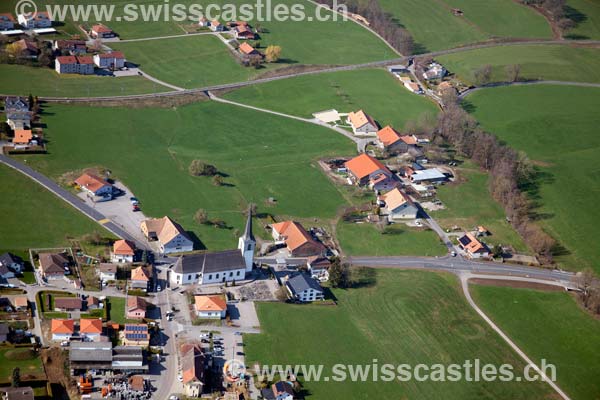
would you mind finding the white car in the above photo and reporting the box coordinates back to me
[177,374,183,382]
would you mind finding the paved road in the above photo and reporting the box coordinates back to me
[10,39,598,103]
[459,79,600,98]
[0,155,149,250]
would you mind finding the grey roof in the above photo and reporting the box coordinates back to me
[173,250,245,274]
[411,168,447,182]
[0,252,23,266]
[70,342,113,362]
[5,96,29,112]
[242,208,255,241]
[1,387,34,400]
[0,323,9,335]
[0,264,11,276]
[286,273,323,295]
[113,346,144,361]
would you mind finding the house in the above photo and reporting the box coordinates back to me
[422,62,447,80]
[376,126,409,153]
[126,296,146,320]
[121,324,150,346]
[0,264,14,279]
[13,39,38,59]
[0,14,15,31]
[437,81,456,96]
[307,256,331,281]
[112,239,135,263]
[90,24,115,39]
[261,381,294,400]
[344,153,392,187]
[181,344,205,398]
[170,250,246,286]
[54,297,83,311]
[51,319,75,341]
[55,55,95,75]
[140,216,194,254]
[39,252,69,280]
[74,173,113,196]
[53,40,87,55]
[80,318,103,341]
[0,387,34,400]
[346,110,378,136]
[93,51,125,69]
[18,12,52,29]
[87,296,101,310]
[286,273,324,302]
[378,188,419,220]
[4,96,30,130]
[198,16,210,27]
[12,129,33,145]
[0,323,8,342]
[194,295,227,319]
[399,76,423,94]
[458,233,490,259]
[210,20,224,31]
[235,24,255,39]
[130,266,151,291]
[239,42,259,56]
[410,168,448,184]
[0,253,23,274]
[97,263,117,282]
[271,221,326,257]
[12,296,28,311]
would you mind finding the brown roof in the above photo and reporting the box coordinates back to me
[98,51,124,59]
[98,263,117,273]
[239,42,257,55]
[87,296,100,307]
[80,318,103,334]
[113,239,135,256]
[51,319,74,334]
[127,296,146,312]
[13,296,28,308]
[15,39,38,53]
[379,188,413,210]
[194,295,227,312]
[399,135,417,145]
[54,297,83,310]
[376,125,402,147]
[77,55,94,64]
[74,173,110,193]
[39,252,68,275]
[181,344,204,384]
[128,375,145,392]
[92,24,112,33]
[271,221,324,253]
[344,153,390,180]
[56,55,77,64]
[13,129,32,144]
[140,216,190,245]
[131,266,150,282]
[460,233,488,254]
[347,110,376,129]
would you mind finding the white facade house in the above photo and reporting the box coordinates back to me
[18,12,52,29]
[379,188,419,220]
[94,52,125,69]
[347,109,378,136]
[97,263,117,281]
[286,273,324,302]
[0,14,15,30]
[55,55,95,75]
[170,250,246,286]
[141,216,194,255]
[194,296,227,319]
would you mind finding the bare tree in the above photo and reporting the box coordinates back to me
[474,64,493,85]
[505,64,521,82]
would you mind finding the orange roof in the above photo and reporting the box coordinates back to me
[271,221,323,253]
[131,266,150,281]
[181,344,204,384]
[13,296,28,308]
[399,135,417,145]
[51,319,74,334]
[80,318,103,334]
[113,239,135,256]
[239,42,256,55]
[195,295,227,312]
[77,55,94,64]
[140,216,190,245]
[380,188,412,210]
[56,55,77,64]
[92,24,112,33]
[13,129,32,144]
[344,153,390,180]
[462,233,486,254]
[376,126,401,147]
[347,110,376,129]
[97,51,124,59]
[74,173,110,193]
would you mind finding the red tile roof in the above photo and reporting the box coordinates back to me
[376,125,402,147]
[80,318,103,334]
[195,295,227,312]
[113,239,135,256]
[344,153,390,180]
[13,129,32,144]
[51,319,74,334]
[74,173,110,193]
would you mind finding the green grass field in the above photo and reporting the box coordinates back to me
[431,163,529,253]
[336,222,447,257]
[0,347,45,384]
[565,0,600,40]
[471,284,600,400]
[245,269,552,399]
[224,69,439,128]
[107,297,126,324]
[0,164,108,255]
[0,64,168,97]
[466,85,600,272]
[20,101,355,250]
[377,0,550,52]
[437,44,600,85]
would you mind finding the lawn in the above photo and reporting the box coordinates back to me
[107,296,126,325]
[376,0,551,52]
[224,68,439,128]
[336,222,447,257]
[466,85,600,272]
[565,0,600,40]
[0,64,168,97]
[245,269,552,399]
[437,44,600,85]
[0,347,46,384]
[470,283,600,400]
[19,101,355,250]
[431,162,529,253]
[0,164,109,255]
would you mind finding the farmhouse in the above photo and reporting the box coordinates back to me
[378,188,419,220]
[51,318,75,341]
[140,216,194,254]
[17,12,52,29]
[0,253,22,274]
[130,266,152,291]
[4,96,30,130]
[13,39,38,59]
[121,324,150,346]
[235,24,255,39]
[307,256,331,281]
[112,239,136,263]
[181,344,205,398]
[90,24,116,39]
[347,110,378,136]
[12,129,33,145]
[194,295,227,319]
[39,252,69,280]
[458,233,490,259]
[74,173,113,196]
[210,20,224,31]
[53,40,87,55]
[261,381,294,400]
[422,62,447,80]
[344,153,392,187]
[239,42,259,56]
[170,250,246,286]
[97,263,117,281]
[80,318,103,341]
[126,296,147,320]
[0,14,15,31]
[410,168,448,184]
[93,51,125,69]
[286,273,324,302]
[377,125,413,153]
[271,220,326,257]
[399,76,423,94]
[54,297,83,311]
[55,55,95,75]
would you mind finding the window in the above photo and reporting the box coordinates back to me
[208,274,212,280]
[236,271,241,276]
[247,244,252,251]
[229,272,233,277]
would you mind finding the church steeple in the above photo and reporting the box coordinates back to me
[242,206,254,241]
[238,206,255,272]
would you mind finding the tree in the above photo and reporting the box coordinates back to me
[194,208,209,225]
[473,64,493,86]
[248,54,263,69]
[12,367,20,388]
[188,160,218,176]
[212,175,224,186]
[574,268,597,307]
[5,42,21,58]
[491,244,503,258]
[329,257,350,288]
[505,64,521,82]
[264,45,282,63]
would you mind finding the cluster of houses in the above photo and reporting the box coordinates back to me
[199,18,257,40]
[2,96,43,150]
[0,11,53,33]
[55,50,125,75]
[0,252,24,280]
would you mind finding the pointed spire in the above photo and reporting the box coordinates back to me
[243,206,254,241]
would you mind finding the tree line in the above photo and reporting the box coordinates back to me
[313,0,414,55]
[519,0,578,33]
